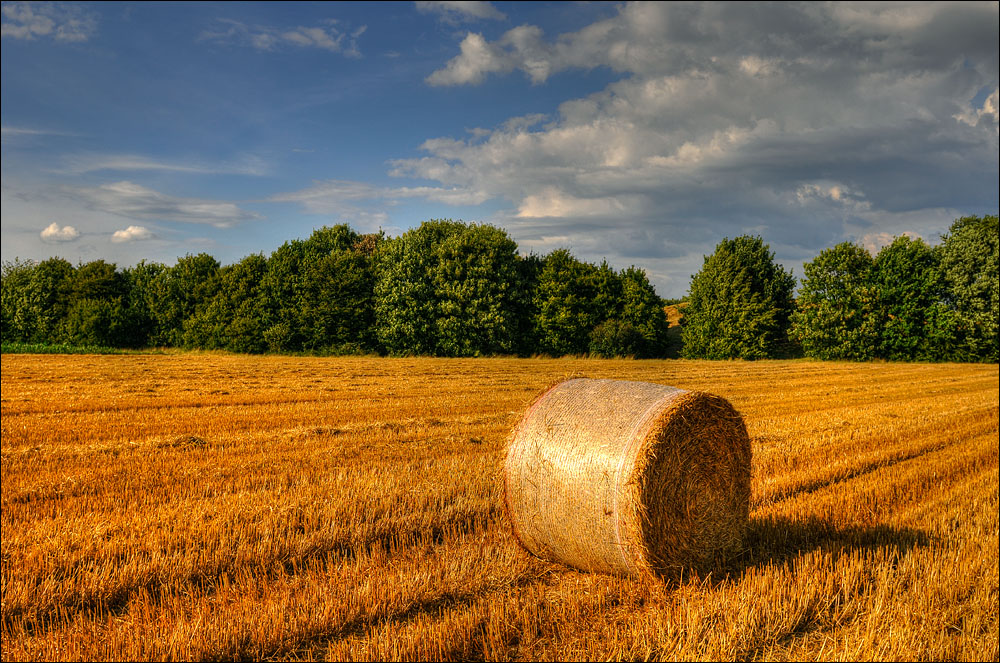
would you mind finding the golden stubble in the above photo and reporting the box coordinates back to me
[1,354,997,661]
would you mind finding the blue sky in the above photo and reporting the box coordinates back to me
[2,1,998,297]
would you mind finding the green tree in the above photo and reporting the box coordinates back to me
[872,236,949,361]
[260,238,308,352]
[937,215,999,362]
[588,318,645,357]
[298,226,380,353]
[791,242,880,360]
[61,296,140,348]
[122,260,168,348]
[620,266,671,357]
[682,236,796,359]
[591,260,624,324]
[23,258,76,343]
[259,225,381,353]
[1,258,37,342]
[59,259,146,348]
[513,253,544,355]
[374,220,525,356]
[181,255,265,352]
[71,260,126,303]
[532,249,607,356]
[374,220,464,355]
[433,224,524,356]
[143,253,220,347]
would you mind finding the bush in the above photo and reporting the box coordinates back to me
[589,319,645,357]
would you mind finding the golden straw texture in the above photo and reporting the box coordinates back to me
[503,378,751,579]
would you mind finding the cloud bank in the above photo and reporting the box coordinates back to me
[409,1,999,293]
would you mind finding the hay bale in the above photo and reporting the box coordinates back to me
[503,378,750,579]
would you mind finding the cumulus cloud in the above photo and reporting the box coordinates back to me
[40,222,80,242]
[71,181,260,228]
[111,225,155,243]
[1,1,97,42]
[430,2,999,86]
[427,32,511,85]
[199,18,366,57]
[408,1,999,294]
[415,1,506,24]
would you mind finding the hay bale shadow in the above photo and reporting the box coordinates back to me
[725,515,931,577]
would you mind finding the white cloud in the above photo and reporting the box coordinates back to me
[409,2,999,295]
[515,187,630,219]
[3,177,236,267]
[1,1,97,42]
[415,1,506,23]
[1,125,79,145]
[40,222,79,242]
[426,32,511,85]
[71,181,260,228]
[954,88,1000,129]
[111,225,155,243]
[2,126,53,136]
[429,2,999,86]
[199,19,366,57]
[56,153,268,176]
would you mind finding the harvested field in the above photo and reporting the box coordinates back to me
[1,354,997,661]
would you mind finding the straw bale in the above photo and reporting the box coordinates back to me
[503,378,750,579]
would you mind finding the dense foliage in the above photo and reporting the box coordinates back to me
[787,216,998,363]
[373,221,525,357]
[2,221,671,358]
[936,215,999,362]
[790,242,880,361]
[681,236,796,360]
[2,215,996,361]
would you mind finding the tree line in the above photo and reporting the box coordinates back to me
[1,220,668,358]
[1,215,996,362]
[681,215,998,362]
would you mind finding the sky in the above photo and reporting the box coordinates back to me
[2,1,998,298]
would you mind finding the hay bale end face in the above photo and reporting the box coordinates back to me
[503,378,751,579]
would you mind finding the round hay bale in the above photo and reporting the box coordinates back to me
[503,378,751,579]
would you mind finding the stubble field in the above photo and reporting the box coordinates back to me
[1,354,997,661]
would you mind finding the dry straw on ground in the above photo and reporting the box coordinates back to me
[504,378,751,579]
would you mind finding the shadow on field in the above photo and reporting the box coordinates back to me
[727,515,931,575]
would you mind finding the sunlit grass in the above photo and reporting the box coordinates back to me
[1,355,996,661]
